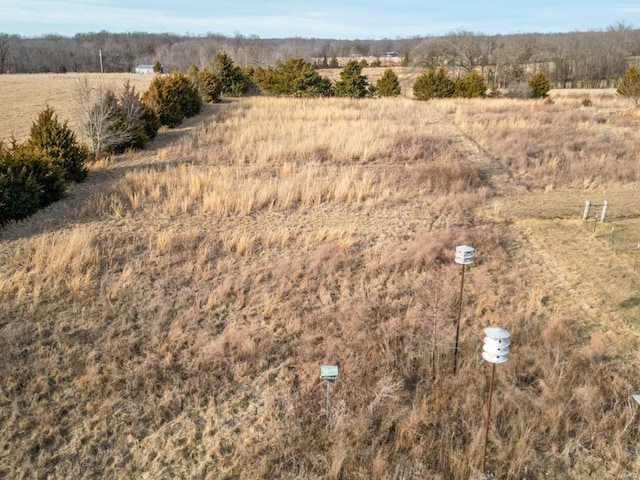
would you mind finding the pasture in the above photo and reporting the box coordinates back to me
[1,73,640,478]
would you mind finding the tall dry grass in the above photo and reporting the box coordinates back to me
[431,89,640,190]
[1,94,639,479]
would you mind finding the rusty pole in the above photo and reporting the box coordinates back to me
[453,263,466,375]
[482,362,497,475]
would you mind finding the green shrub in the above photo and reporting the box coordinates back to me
[27,106,89,183]
[413,68,455,100]
[616,64,640,106]
[334,60,369,98]
[0,107,92,225]
[243,65,272,93]
[142,72,202,127]
[376,69,401,97]
[140,101,160,140]
[454,70,487,98]
[0,142,67,225]
[264,57,332,97]
[0,147,42,225]
[528,71,551,98]
[197,67,222,103]
[211,53,250,97]
[15,146,66,206]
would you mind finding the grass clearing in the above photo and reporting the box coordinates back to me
[1,83,640,478]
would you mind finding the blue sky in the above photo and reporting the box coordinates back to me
[1,0,639,38]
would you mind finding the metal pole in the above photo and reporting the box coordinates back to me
[453,263,466,375]
[431,291,439,381]
[582,200,591,222]
[601,200,608,223]
[482,363,496,475]
[326,382,331,419]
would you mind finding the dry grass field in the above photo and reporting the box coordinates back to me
[0,73,155,143]
[1,73,640,479]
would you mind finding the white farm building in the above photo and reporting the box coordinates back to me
[134,64,167,74]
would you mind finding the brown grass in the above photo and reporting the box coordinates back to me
[1,83,640,479]
[0,73,154,143]
[431,89,640,189]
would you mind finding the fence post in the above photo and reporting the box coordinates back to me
[583,201,591,222]
[600,200,608,223]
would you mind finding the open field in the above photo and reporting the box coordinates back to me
[0,73,155,143]
[1,77,640,478]
[0,68,422,144]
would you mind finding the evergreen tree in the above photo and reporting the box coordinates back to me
[188,65,222,103]
[0,146,43,224]
[528,71,551,98]
[86,84,158,157]
[264,57,332,97]
[376,69,401,97]
[143,72,202,127]
[334,60,369,98]
[10,145,67,207]
[454,70,487,98]
[198,67,222,103]
[243,65,273,93]
[616,65,640,106]
[27,106,88,182]
[211,52,250,97]
[413,68,455,100]
[328,55,339,68]
[153,60,163,73]
[109,81,158,153]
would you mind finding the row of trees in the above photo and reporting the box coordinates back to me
[248,58,405,97]
[2,25,639,88]
[4,52,639,226]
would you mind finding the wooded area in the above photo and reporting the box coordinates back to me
[0,23,639,88]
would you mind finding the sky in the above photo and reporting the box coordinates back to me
[1,0,639,39]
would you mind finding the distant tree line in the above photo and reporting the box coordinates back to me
[1,25,640,88]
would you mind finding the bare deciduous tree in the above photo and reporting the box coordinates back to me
[0,35,11,74]
[75,78,127,159]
